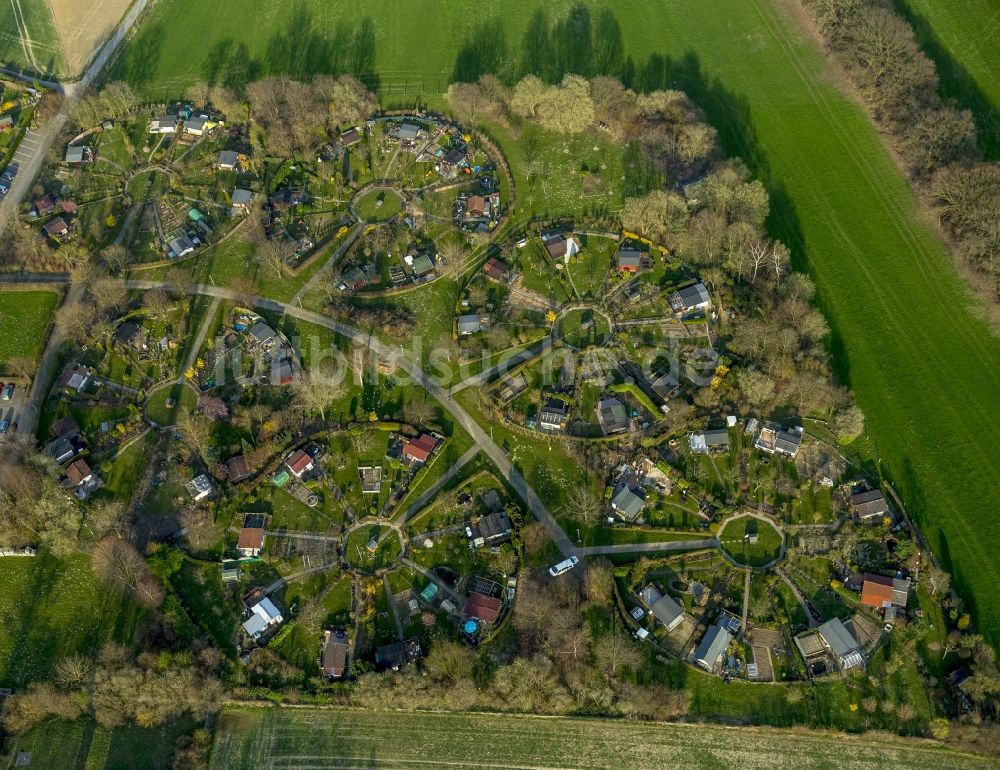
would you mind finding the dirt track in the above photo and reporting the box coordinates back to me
[47,0,132,76]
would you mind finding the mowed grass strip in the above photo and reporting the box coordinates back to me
[210,706,992,770]
[0,290,59,370]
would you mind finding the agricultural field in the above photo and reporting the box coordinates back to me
[47,0,133,76]
[209,706,990,770]
[895,0,1000,155]
[0,290,58,372]
[0,0,62,76]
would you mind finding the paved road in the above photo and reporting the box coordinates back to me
[0,0,153,236]
[124,278,581,559]
[290,222,365,306]
[577,538,718,557]
[397,445,479,524]
[0,273,69,284]
[21,276,728,565]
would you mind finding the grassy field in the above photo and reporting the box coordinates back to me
[113,0,1000,646]
[209,706,990,770]
[894,0,1000,155]
[0,555,143,688]
[0,0,64,76]
[7,715,197,770]
[0,290,59,372]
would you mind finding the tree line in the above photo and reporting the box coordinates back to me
[805,0,1000,307]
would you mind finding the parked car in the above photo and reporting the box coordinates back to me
[1,383,13,400]
[548,555,579,577]
[0,420,9,434]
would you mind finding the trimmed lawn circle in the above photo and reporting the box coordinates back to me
[718,514,784,568]
[145,382,198,425]
[354,187,404,222]
[346,524,402,573]
[557,307,611,349]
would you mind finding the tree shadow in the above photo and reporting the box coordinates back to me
[892,0,1000,160]
[258,4,379,89]
[119,21,163,91]
[202,39,260,91]
[452,18,509,83]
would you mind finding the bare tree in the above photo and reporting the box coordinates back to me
[291,367,345,422]
[595,630,641,675]
[403,398,435,427]
[91,537,165,608]
[100,244,131,274]
[348,428,374,456]
[560,485,603,526]
[176,410,212,463]
[142,289,172,321]
[89,276,128,314]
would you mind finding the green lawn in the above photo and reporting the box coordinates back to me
[564,235,617,300]
[0,290,58,371]
[170,557,239,654]
[146,382,198,425]
[0,555,144,688]
[718,515,784,568]
[354,188,403,222]
[345,524,401,572]
[557,307,611,349]
[209,706,985,770]
[895,0,1000,155]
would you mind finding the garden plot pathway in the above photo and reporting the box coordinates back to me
[117,278,765,566]
[399,557,459,604]
[290,221,364,306]
[383,574,405,639]
[777,566,818,628]
[397,445,479,524]
[577,538,718,557]
[269,530,339,543]
[263,560,339,596]
[448,339,552,395]
[178,296,220,383]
